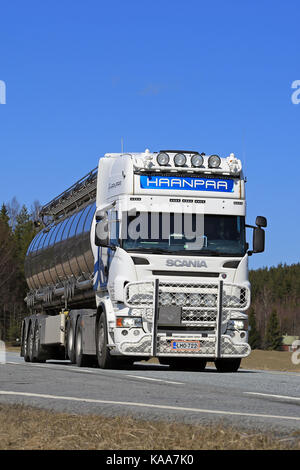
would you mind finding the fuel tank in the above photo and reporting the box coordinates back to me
[25,201,96,291]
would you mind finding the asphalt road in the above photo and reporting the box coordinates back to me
[0,352,299,436]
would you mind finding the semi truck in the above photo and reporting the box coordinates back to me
[21,149,267,372]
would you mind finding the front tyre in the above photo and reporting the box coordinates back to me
[96,313,117,369]
[215,358,241,372]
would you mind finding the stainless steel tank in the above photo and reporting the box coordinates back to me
[25,201,96,291]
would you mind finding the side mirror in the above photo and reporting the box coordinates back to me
[253,226,265,253]
[95,219,109,246]
[255,216,267,228]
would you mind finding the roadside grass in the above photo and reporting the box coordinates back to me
[0,404,299,450]
[239,349,300,372]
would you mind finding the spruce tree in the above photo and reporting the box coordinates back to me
[14,205,35,274]
[264,309,282,350]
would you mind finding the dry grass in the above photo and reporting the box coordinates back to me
[239,350,300,372]
[0,404,299,450]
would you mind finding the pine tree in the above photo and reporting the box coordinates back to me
[14,205,35,273]
[264,309,282,350]
[0,203,10,226]
[248,308,261,349]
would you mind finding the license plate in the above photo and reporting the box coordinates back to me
[171,340,201,352]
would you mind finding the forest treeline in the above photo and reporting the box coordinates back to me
[0,198,299,348]
[0,198,38,342]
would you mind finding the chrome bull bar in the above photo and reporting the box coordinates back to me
[124,279,251,358]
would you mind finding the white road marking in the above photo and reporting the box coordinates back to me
[0,390,299,422]
[125,375,184,385]
[245,392,300,402]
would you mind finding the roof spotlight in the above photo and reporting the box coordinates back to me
[208,154,221,168]
[191,154,204,167]
[174,153,186,167]
[157,152,169,166]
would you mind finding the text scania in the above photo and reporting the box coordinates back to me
[150,454,194,465]
[140,175,234,192]
[166,259,208,268]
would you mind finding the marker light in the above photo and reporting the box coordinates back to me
[208,154,221,168]
[191,154,204,167]
[157,152,169,166]
[174,153,186,167]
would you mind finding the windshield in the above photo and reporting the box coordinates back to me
[121,212,246,256]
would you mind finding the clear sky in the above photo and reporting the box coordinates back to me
[0,0,299,270]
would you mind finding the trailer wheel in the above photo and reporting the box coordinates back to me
[75,321,91,367]
[215,358,241,372]
[23,329,30,362]
[67,320,76,364]
[28,322,36,362]
[96,313,117,369]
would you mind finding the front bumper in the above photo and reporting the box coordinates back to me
[118,333,250,358]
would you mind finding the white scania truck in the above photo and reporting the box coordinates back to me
[21,149,267,372]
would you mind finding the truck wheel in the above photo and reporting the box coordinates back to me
[33,322,46,363]
[23,327,30,362]
[215,358,241,372]
[96,313,117,369]
[28,323,36,362]
[67,321,76,364]
[75,321,90,367]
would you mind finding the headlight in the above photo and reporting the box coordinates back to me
[174,293,187,306]
[208,154,221,168]
[174,153,186,167]
[232,319,248,330]
[116,317,143,328]
[191,154,203,167]
[157,152,169,166]
[159,292,172,306]
[189,294,201,306]
[203,294,217,307]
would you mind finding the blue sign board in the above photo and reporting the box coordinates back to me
[140,175,234,193]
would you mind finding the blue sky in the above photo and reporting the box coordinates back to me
[0,0,299,270]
